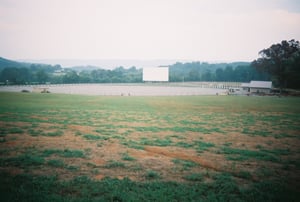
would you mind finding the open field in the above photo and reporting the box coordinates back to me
[0,92,300,201]
[0,83,230,96]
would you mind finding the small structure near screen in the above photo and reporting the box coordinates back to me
[241,81,272,94]
[143,67,169,82]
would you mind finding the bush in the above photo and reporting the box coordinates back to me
[104,161,125,168]
[184,173,203,181]
[47,159,65,167]
[145,170,160,179]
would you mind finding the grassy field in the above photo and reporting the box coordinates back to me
[0,92,299,201]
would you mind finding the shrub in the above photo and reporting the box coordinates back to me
[172,159,198,170]
[145,170,160,179]
[42,149,85,158]
[8,127,24,134]
[184,173,203,181]
[0,154,44,167]
[121,153,136,161]
[44,130,63,137]
[83,134,109,140]
[47,159,65,167]
[104,161,125,168]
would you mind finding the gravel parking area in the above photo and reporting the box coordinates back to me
[0,84,228,96]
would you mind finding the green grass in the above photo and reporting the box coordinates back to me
[28,129,43,136]
[121,140,145,150]
[263,148,291,155]
[175,141,194,148]
[135,126,162,133]
[104,161,126,168]
[42,149,85,158]
[242,128,273,137]
[1,172,298,202]
[28,129,63,137]
[8,127,24,134]
[236,170,252,179]
[47,159,65,168]
[140,137,173,147]
[145,170,160,180]
[95,127,117,136]
[82,134,109,140]
[0,154,45,168]
[195,141,215,153]
[44,130,64,137]
[121,153,136,161]
[183,173,204,181]
[66,165,80,171]
[0,93,300,201]
[75,131,82,136]
[0,127,9,136]
[172,159,198,170]
[220,147,280,162]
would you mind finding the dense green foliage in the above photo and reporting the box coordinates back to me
[0,172,298,202]
[0,57,269,85]
[0,58,61,84]
[0,57,31,70]
[3,38,300,89]
[169,62,269,82]
[252,39,300,89]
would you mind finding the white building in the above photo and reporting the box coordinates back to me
[241,81,272,94]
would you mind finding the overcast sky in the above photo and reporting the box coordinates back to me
[0,0,300,62]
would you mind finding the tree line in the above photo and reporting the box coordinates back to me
[169,62,269,82]
[252,39,300,90]
[0,62,269,85]
[1,39,299,89]
[0,64,143,84]
[0,64,61,84]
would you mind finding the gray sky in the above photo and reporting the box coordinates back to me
[0,0,300,62]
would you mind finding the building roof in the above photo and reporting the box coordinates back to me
[242,81,272,89]
[250,81,272,88]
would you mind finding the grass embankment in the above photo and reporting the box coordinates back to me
[0,92,299,201]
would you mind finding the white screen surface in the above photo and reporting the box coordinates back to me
[143,67,169,82]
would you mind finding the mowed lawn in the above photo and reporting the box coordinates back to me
[0,92,299,201]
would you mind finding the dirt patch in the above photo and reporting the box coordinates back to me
[68,124,95,134]
[1,107,299,186]
[94,174,105,180]
[91,158,106,166]
[30,115,49,121]
[142,146,227,172]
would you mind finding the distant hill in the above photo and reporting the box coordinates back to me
[0,57,31,70]
[69,65,101,72]
[18,59,193,69]
[0,56,266,84]
[0,57,63,72]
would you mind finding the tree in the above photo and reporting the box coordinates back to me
[18,68,32,84]
[36,69,49,84]
[252,39,300,90]
[188,69,200,81]
[0,67,19,84]
[215,68,224,81]
[201,70,213,81]
[79,71,91,83]
[286,50,300,89]
[223,66,234,81]
[62,70,79,83]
